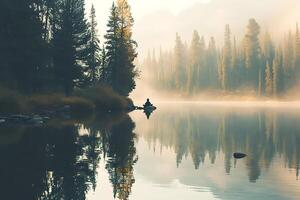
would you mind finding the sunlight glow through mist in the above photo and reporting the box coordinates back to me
[85,0,212,38]
[85,0,300,57]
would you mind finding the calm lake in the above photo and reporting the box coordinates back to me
[1,102,300,200]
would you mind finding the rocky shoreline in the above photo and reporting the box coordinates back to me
[0,105,72,126]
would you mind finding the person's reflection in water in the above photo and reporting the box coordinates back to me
[144,109,154,119]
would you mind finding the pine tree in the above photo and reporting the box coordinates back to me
[217,51,223,90]
[188,30,201,93]
[221,24,232,91]
[262,32,275,64]
[115,0,138,96]
[100,45,107,82]
[167,50,175,89]
[183,41,189,92]
[52,0,91,95]
[272,60,278,97]
[86,4,101,86]
[244,18,261,93]
[156,47,166,87]
[273,47,284,96]
[104,0,138,96]
[261,32,275,95]
[207,37,218,89]
[0,0,46,92]
[294,23,300,77]
[283,31,294,88]
[174,33,186,91]
[231,37,238,90]
[232,37,238,70]
[272,51,279,97]
[198,36,207,89]
[102,3,119,85]
[235,39,247,90]
[265,61,272,96]
[36,0,56,42]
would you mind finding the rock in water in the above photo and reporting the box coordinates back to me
[233,153,247,159]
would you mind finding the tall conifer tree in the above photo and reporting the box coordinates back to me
[294,23,300,77]
[188,31,201,93]
[220,24,232,91]
[52,0,91,95]
[0,0,45,92]
[244,18,261,92]
[207,37,218,89]
[265,62,272,96]
[86,4,101,86]
[174,33,186,91]
[104,1,138,96]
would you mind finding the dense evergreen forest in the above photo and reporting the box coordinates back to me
[144,19,300,97]
[0,0,137,97]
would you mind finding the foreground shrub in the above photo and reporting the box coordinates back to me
[62,96,95,116]
[29,93,65,111]
[0,87,27,114]
[75,85,130,111]
[0,84,133,115]
[29,94,95,116]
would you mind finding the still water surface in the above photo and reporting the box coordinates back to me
[0,103,300,200]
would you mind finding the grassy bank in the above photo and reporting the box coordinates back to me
[0,85,134,116]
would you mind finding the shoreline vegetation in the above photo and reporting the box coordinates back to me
[0,85,135,116]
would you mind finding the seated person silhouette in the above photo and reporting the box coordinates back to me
[143,98,153,108]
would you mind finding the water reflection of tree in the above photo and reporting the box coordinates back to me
[102,114,137,200]
[0,112,137,200]
[142,109,300,182]
[0,126,49,200]
[40,125,99,200]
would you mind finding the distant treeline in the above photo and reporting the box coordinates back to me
[0,0,137,96]
[143,19,300,97]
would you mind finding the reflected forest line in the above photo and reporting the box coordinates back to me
[0,113,137,200]
[140,107,300,183]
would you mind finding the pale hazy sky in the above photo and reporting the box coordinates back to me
[85,0,300,58]
[85,0,212,34]
[85,0,211,19]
